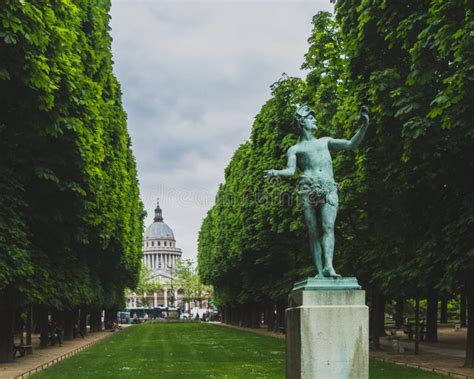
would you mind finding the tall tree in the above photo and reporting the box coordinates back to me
[0,0,143,362]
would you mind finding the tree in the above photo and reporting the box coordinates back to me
[331,0,473,361]
[175,259,212,309]
[0,0,143,361]
[199,3,472,361]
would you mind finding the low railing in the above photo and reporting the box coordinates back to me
[15,330,122,379]
[373,356,473,379]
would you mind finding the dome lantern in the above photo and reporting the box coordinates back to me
[154,198,164,222]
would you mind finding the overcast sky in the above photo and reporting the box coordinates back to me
[110,0,333,261]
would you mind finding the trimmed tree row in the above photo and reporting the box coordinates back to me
[198,2,473,367]
[0,1,144,362]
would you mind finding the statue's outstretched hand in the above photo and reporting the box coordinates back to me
[360,105,369,126]
[263,169,278,179]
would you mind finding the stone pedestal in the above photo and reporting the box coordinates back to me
[286,278,368,379]
[167,309,179,320]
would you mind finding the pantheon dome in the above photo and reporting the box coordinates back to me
[143,200,182,273]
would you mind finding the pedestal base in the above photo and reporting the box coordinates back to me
[292,276,361,291]
[286,287,369,379]
[167,309,179,320]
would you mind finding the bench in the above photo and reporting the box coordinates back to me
[388,335,404,353]
[14,344,33,358]
[403,322,426,341]
[49,331,62,346]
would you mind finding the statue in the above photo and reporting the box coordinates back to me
[264,105,369,278]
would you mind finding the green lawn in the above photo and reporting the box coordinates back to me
[33,322,447,378]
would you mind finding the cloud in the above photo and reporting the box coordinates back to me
[110,0,333,260]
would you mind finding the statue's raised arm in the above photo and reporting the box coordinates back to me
[328,106,370,151]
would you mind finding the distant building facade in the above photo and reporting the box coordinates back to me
[127,200,183,309]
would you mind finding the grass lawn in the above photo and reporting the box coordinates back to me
[33,322,447,378]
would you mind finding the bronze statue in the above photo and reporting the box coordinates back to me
[264,105,369,278]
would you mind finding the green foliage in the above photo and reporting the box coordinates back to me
[198,2,472,314]
[0,0,144,311]
[331,0,473,294]
[198,75,310,308]
[174,259,212,305]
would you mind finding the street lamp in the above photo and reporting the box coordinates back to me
[167,264,175,307]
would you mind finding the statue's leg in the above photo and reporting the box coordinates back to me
[302,193,323,277]
[321,191,340,277]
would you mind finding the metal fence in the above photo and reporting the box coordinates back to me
[15,331,120,379]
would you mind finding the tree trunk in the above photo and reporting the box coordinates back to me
[72,308,79,337]
[440,297,448,324]
[369,293,374,339]
[236,306,241,325]
[63,310,74,341]
[89,310,98,332]
[227,307,232,324]
[39,307,49,348]
[461,290,467,328]
[248,304,254,328]
[227,307,232,325]
[275,301,286,333]
[266,303,276,331]
[26,306,32,345]
[79,307,88,336]
[415,295,420,354]
[244,304,249,327]
[464,273,474,367]
[371,288,382,350]
[96,310,103,331]
[239,304,247,327]
[229,307,235,324]
[233,307,239,325]
[0,293,16,363]
[50,308,59,325]
[395,296,404,328]
[377,293,386,336]
[426,288,438,342]
[104,309,112,330]
[104,309,111,329]
[235,306,240,325]
[241,304,248,327]
[19,314,24,345]
[229,307,233,324]
[105,308,117,329]
[250,303,260,329]
[223,307,228,324]
[33,305,41,334]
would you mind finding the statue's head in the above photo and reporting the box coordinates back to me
[295,104,317,132]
